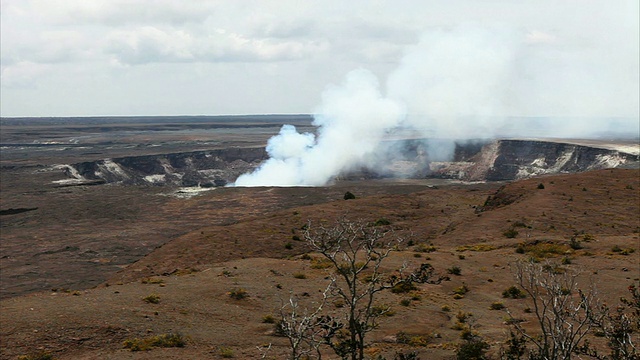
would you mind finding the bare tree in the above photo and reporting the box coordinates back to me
[277,286,332,360]
[298,217,443,360]
[506,260,602,360]
[577,283,639,360]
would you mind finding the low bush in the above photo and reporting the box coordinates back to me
[503,228,519,238]
[414,244,437,253]
[374,218,391,226]
[123,333,186,351]
[453,285,469,296]
[391,282,417,294]
[456,338,490,360]
[502,286,526,299]
[228,288,248,300]
[219,346,234,358]
[142,294,160,304]
[17,352,53,360]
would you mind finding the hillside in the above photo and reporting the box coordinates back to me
[1,169,638,359]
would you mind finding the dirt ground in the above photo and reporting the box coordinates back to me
[1,168,638,359]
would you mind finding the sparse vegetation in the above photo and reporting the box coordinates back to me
[456,244,496,252]
[310,257,333,269]
[219,346,234,358]
[503,228,519,239]
[391,281,417,294]
[141,277,164,285]
[343,191,356,200]
[490,302,505,310]
[537,183,545,189]
[17,352,54,360]
[414,243,437,253]
[454,284,469,296]
[142,294,160,304]
[262,314,276,323]
[456,337,490,360]
[123,333,186,351]
[293,272,307,279]
[373,218,391,226]
[515,241,570,260]
[275,217,444,360]
[505,260,601,360]
[447,266,462,276]
[228,288,248,300]
[502,286,526,299]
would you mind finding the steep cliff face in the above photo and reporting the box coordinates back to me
[482,140,638,181]
[66,147,267,187]
[59,139,638,186]
[430,140,638,181]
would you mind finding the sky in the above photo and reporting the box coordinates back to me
[1,0,638,118]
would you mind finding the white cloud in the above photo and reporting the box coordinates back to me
[1,0,638,117]
[104,26,328,65]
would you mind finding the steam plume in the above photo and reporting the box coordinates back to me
[234,69,404,186]
[235,23,638,187]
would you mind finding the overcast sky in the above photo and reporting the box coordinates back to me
[1,0,638,118]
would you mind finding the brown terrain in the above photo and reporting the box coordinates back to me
[0,117,638,359]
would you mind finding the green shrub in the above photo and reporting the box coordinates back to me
[537,183,545,189]
[456,244,496,252]
[374,218,391,226]
[284,242,293,250]
[503,228,519,238]
[123,333,186,351]
[310,257,333,269]
[219,346,234,358]
[141,277,164,284]
[17,352,54,360]
[400,298,411,306]
[518,241,570,259]
[453,285,469,296]
[142,294,160,304]
[391,281,417,294]
[371,303,395,317]
[262,314,276,323]
[447,266,462,275]
[228,288,248,300]
[293,272,307,279]
[569,238,583,250]
[502,286,526,299]
[343,191,356,200]
[456,338,490,360]
[490,302,505,310]
[415,244,437,253]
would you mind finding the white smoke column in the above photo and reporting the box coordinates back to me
[386,26,517,161]
[234,69,404,186]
